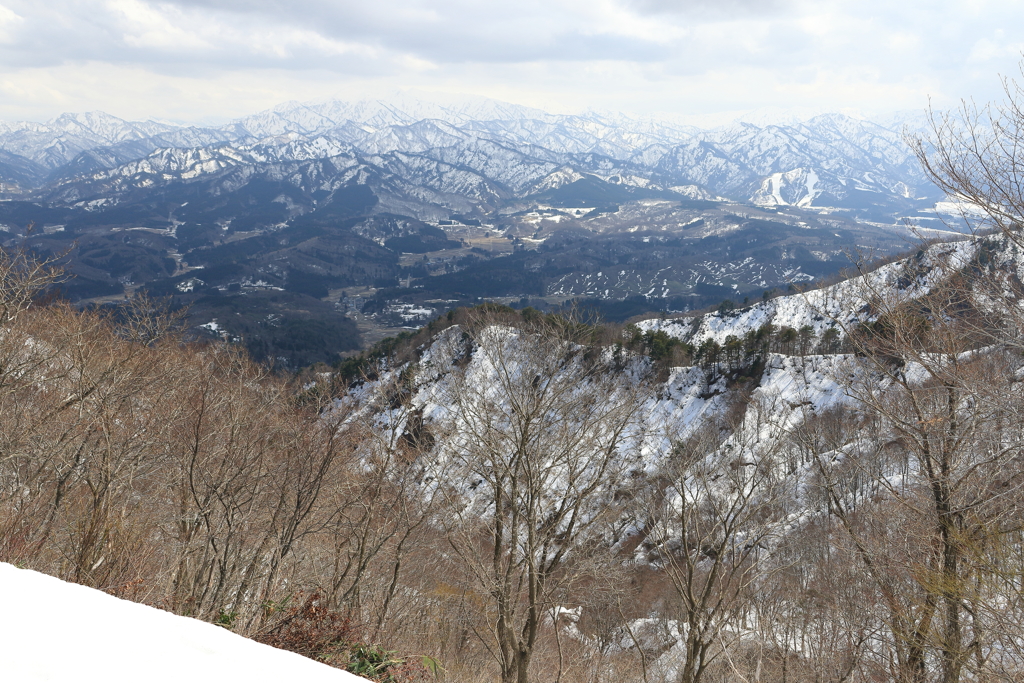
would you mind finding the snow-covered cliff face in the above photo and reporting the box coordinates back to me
[368,342,851,505]
[0,94,940,216]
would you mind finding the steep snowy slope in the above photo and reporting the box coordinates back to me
[0,563,364,683]
[383,333,852,485]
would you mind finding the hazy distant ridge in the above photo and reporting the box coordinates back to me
[0,93,938,216]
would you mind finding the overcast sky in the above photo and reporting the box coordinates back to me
[0,0,1021,124]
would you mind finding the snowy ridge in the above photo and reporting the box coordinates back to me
[0,111,179,169]
[650,114,933,210]
[385,335,848,471]
[636,237,979,346]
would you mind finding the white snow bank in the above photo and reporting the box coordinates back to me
[0,563,365,683]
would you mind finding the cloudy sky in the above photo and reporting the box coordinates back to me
[0,0,1021,124]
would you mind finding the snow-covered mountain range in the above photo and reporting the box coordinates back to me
[0,93,939,218]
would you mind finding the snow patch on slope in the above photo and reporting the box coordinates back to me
[0,563,364,683]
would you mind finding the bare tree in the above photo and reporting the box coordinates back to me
[640,394,789,683]
[909,68,1024,242]
[428,310,652,683]
[311,363,434,637]
[798,258,1024,683]
[0,245,64,324]
[752,512,880,683]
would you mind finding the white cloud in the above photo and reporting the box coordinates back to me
[111,0,213,51]
[0,0,1020,123]
[0,4,23,44]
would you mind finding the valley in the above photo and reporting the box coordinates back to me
[0,94,948,368]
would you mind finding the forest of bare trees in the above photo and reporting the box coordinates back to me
[5,78,1024,683]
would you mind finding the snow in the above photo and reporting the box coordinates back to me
[176,277,204,293]
[0,563,365,683]
[931,200,989,218]
[769,172,785,205]
[349,235,1001,512]
[637,237,979,346]
[800,168,820,207]
[385,302,436,322]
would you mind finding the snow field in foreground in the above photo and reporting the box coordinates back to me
[0,563,365,683]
